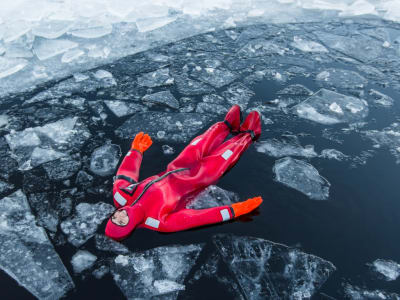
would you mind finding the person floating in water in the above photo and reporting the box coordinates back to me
[105,105,263,240]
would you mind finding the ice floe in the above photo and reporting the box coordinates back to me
[273,157,330,200]
[256,135,317,158]
[0,190,74,299]
[142,90,180,109]
[90,143,121,177]
[71,250,97,273]
[186,185,239,209]
[60,202,114,247]
[369,259,400,281]
[292,89,369,125]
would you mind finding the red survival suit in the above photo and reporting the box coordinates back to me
[105,105,263,240]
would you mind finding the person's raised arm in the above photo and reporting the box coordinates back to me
[157,197,262,232]
[116,132,152,183]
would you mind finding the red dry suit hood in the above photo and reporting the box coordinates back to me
[105,205,144,241]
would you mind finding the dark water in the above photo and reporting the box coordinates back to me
[1,18,400,299]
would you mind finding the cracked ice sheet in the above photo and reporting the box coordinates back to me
[5,117,91,170]
[256,135,317,158]
[195,234,336,299]
[60,202,114,247]
[292,89,369,125]
[115,112,215,143]
[273,157,330,200]
[110,244,203,299]
[0,190,74,299]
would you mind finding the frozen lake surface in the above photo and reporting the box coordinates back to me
[1,17,400,299]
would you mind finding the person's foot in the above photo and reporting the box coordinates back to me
[240,111,262,141]
[224,105,242,133]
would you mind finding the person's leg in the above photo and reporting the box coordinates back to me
[167,105,241,170]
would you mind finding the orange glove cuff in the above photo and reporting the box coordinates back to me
[232,196,263,218]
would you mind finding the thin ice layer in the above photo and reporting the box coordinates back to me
[256,135,317,158]
[115,112,215,143]
[273,157,330,200]
[210,234,336,299]
[5,117,91,170]
[0,190,74,299]
[60,202,114,247]
[292,89,368,125]
[186,185,239,209]
[110,244,203,299]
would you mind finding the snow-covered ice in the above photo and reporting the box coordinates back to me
[292,89,369,125]
[369,259,400,281]
[0,190,74,299]
[116,112,215,143]
[90,143,121,176]
[110,244,203,299]
[60,202,114,247]
[273,157,331,200]
[71,250,97,273]
[256,135,317,158]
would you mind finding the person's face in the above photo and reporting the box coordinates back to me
[111,209,129,226]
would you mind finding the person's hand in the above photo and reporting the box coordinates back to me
[131,132,153,153]
[231,196,263,217]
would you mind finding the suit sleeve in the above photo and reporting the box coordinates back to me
[158,206,235,232]
[116,149,143,182]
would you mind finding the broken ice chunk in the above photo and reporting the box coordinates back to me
[90,143,121,176]
[0,180,14,196]
[69,24,112,39]
[238,38,286,57]
[222,82,255,110]
[0,57,28,79]
[190,66,238,88]
[320,149,348,161]
[27,192,60,233]
[92,265,109,279]
[32,20,72,39]
[0,190,74,299]
[104,100,147,117]
[344,284,399,299]
[369,259,400,281]
[116,112,215,143]
[135,16,178,33]
[273,157,330,200]
[61,49,84,63]
[314,32,384,62]
[291,36,328,52]
[256,135,317,158]
[363,123,400,163]
[33,38,78,60]
[142,90,179,109]
[292,89,368,125]
[71,250,97,273]
[5,117,91,170]
[209,234,336,299]
[60,202,114,247]
[277,84,313,96]
[95,234,130,255]
[162,145,175,155]
[137,68,174,87]
[316,68,367,90]
[196,102,229,115]
[174,75,215,96]
[110,244,203,299]
[186,185,239,209]
[42,155,81,181]
[368,89,394,107]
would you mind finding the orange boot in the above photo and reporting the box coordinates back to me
[232,196,263,217]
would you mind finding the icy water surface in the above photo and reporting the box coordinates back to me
[1,18,400,299]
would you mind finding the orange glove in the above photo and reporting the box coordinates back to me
[131,132,153,154]
[232,196,263,218]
